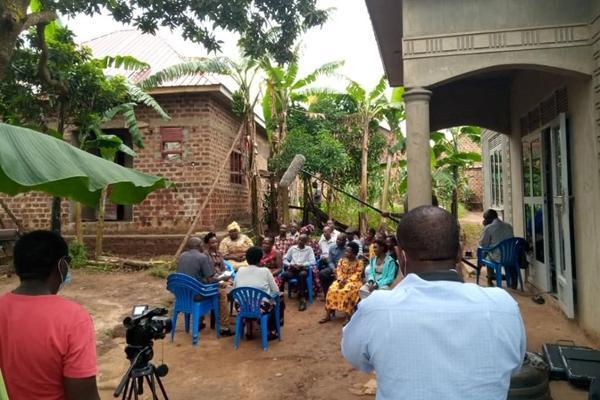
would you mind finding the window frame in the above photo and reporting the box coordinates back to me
[160,127,184,161]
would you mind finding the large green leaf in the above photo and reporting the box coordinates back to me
[126,83,170,121]
[98,55,150,71]
[368,76,387,102]
[291,60,344,90]
[138,58,230,90]
[0,124,172,207]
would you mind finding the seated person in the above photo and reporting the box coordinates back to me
[300,224,322,295]
[359,239,397,300]
[318,226,336,267]
[345,227,364,258]
[219,221,253,270]
[177,237,233,336]
[204,232,225,274]
[320,219,340,241]
[362,227,377,259]
[0,230,100,400]
[319,241,364,324]
[319,233,347,297]
[260,237,283,285]
[281,234,315,312]
[234,247,281,339]
[479,209,514,286]
[274,224,294,255]
[289,222,300,242]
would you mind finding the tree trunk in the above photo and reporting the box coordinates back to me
[246,114,262,235]
[451,166,459,218]
[380,151,393,226]
[74,202,83,242]
[0,0,27,81]
[326,181,334,219]
[358,118,370,235]
[268,174,279,234]
[279,185,290,224]
[95,187,107,259]
[302,175,310,226]
[50,197,61,233]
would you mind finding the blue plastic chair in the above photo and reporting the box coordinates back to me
[166,273,220,346]
[477,237,527,290]
[283,262,314,304]
[223,260,236,279]
[230,287,281,351]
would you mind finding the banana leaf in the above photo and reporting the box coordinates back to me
[0,123,172,207]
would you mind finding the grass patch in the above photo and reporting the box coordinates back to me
[149,264,173,279]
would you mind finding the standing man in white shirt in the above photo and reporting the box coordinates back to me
[320,219,340,242]
[281,234,315,311]
[342,206,526,400]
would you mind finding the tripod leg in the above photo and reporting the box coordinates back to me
[121,378,130,400]
[154,373,169,400]
[144,374,159,400]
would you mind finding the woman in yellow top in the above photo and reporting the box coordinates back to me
[219,221,253,270]
[319,241,364,324]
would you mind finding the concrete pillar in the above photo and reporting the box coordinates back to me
[404,87,433,210]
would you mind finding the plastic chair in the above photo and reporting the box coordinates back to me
[284,263,314,304]
[223,260,236,279]
[230,287,281,351]
[166,273,220,346]
[477,237,527,290]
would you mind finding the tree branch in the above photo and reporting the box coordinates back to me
[23,10,57,30]
[35,23,67,95]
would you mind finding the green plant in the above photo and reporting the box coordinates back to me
[149,264,172,279]
[68,241,88,269]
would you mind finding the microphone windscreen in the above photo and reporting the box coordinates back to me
[279,154,306,188]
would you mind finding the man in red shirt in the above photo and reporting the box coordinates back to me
[0,230,99,400]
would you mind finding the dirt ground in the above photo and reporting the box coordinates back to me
[0,266,597,400]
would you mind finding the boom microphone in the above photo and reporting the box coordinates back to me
[279,154,306,188]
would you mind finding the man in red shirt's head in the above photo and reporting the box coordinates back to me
[0,230,100,400]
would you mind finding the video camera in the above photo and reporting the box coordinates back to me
[123,306,172,349]
[114,306,172,399]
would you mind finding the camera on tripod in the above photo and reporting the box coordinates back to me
[124,305,172,348]
[114,305,173,400]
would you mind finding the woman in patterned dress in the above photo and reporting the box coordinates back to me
[260,236,283,287]
[319,241,364,324]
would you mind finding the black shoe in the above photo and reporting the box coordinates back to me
[299,300,307,312]
[219,329,234,337]
[267,332,279,341]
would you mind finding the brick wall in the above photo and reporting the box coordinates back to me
[458,135,483,209]
[0,91,269,235]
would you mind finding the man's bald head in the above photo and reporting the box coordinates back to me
[186,237,203,251]
[397,206,459,265]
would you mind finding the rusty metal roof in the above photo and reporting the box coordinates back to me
[82,30,221,87]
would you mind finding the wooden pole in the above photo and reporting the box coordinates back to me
[0,199,25,233]
[174,120,247,261]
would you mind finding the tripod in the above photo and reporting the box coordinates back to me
[114,346,169,400]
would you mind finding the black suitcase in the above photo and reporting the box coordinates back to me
[559,347,600,389]
[542,342,592,380]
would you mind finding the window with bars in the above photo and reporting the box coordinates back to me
[230,151,243,184]
[160,127,183,161]
[490,145,504,209]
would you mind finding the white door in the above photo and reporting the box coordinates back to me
[522,134,551,292]
[550,113,575,318]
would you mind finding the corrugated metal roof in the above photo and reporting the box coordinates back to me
[82,30,221,87]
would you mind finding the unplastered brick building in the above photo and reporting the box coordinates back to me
[0,31,270,254]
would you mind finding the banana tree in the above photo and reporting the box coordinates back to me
[341,77,389,234]
[260,55,343,224]
[380,87,405,223]
[431,126,482,217]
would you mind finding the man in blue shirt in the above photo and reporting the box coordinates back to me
[318,233,347,298]
[342,206,525,400]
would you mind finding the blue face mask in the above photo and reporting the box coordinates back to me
[58,257,72,289]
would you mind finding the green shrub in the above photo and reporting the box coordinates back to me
[68,241,88,269]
